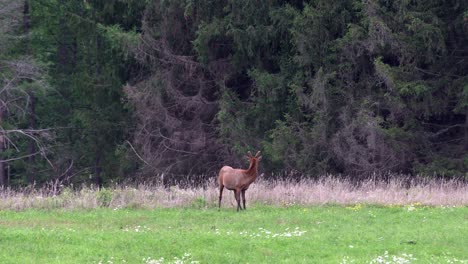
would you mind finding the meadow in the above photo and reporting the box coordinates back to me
[0,177,467,263]
[0,206,467,263]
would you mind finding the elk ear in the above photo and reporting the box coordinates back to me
[257,156,262,161]
[247,151,253,157]
[244,155,251,161]
[255,151,261,157]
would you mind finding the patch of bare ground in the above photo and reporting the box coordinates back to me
[0,176,467,210]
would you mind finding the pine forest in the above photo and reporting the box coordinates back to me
[1,0,467,188]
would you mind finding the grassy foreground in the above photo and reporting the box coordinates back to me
[0,205,467,263]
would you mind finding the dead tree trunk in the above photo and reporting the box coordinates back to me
[465,108,468,152]
[95,152,103,188]
[27,92,37,184]
[23,0,37,185]
[0,108,6,187]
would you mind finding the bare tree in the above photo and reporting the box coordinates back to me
[0,0,22,186]
[125,3,234,180]
[331,109,411,175]
[0,0,53,186]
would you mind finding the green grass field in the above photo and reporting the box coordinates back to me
[0,205,467,263]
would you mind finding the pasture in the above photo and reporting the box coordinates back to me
[1,177,467,263]
[0,205,467,263]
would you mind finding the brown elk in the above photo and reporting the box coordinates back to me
[218,151,262,211]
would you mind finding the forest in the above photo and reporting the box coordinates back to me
[1,0,467,188]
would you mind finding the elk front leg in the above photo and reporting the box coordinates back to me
[241,189,246,210]
[234,190,241,211]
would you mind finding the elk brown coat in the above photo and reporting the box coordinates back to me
[218,151,262,211]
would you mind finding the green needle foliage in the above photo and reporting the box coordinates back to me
[129,0,468,179]
[1,0,467,187]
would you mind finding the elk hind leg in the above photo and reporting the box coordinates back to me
[218,185,224,209]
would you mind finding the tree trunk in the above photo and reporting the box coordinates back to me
[23,0,37,185]
[57,0,75,74]
[465,108,468,152]
[0,108,6,187]
[94,30,103,189]
[23,0,31,50]
[95,153,103,188]
[27,92,37,185]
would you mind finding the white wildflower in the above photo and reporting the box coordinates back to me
[341,256,356,264]
[369,251,416,264]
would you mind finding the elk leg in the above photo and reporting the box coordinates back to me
[241,189,246,210]
[218,185,224,209]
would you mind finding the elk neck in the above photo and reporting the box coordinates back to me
[244,159,259,179]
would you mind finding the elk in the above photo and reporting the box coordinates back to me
[218,151,262,211]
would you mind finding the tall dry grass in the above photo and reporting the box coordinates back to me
[0,176,467,210]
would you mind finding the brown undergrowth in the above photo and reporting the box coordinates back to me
[0,176,467,210]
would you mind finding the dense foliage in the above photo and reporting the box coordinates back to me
[1,0,467,186]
